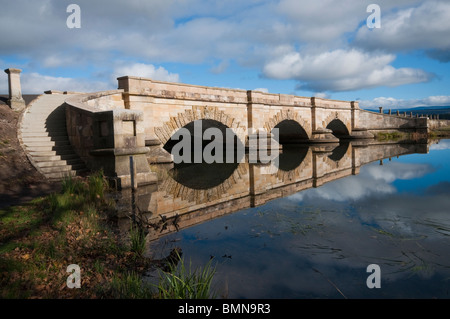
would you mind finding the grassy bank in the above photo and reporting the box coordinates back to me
[429,126,450,138]
[0,171,217,299]
[375,128,450,142]
[375,131,405,141]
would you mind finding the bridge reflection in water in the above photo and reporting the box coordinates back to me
[115,141,429,242]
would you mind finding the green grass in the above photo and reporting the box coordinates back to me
[155,252,217,299]
[1,169,219,299]
[429,126,450,138]
[108,271,153,299]
[129,224,147,257]
[376,132,405,141]
[0,170,122,298]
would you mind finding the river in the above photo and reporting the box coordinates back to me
[118,139,450,298]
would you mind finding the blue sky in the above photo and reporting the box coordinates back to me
[1,0,449,109]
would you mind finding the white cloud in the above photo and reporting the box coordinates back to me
[313,92,329,99]
[0,0,448,96]
[20,72,111,94]
[112,63,179,83]
[276,0,366,44]
[263,48,433,92]
[430,140,450,151]
[253,88,269,93]
[359,95,450,109]
[210,60,230,74]
[355,1,450,54]
[290,161,433,202]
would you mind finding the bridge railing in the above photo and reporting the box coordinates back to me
[65,90,156,189]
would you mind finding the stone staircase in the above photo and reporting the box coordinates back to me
[19,93,87,181]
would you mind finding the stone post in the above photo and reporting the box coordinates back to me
[4,68,25,111]
[379,107,383,114]
[396,110,400,116]
[388,109,391,115]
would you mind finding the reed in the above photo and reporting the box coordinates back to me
[155,252,217,299]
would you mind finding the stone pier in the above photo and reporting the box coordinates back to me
[4,68,25,111]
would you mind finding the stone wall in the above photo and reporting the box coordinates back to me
[358,109,428,134]
[428,119,450,130]
[118,76,249,151]
[65,90,156,189]
[117,77,367,150]
[111,76,433,163]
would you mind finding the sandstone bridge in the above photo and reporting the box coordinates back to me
[5,69,445,188]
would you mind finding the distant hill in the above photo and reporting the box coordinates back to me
[364,105,450,120]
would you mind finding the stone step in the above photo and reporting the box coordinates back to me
[22,122,67,128]
[35,158,84,168]
[24,114,66,120]
[45,171,78,180]
[21,131,68,137]
[28,154,80,162]
[39,164,85,174]
[20,93,86,181]
[26,145,74,152]
[25,109,66,114]
[22,135,69,142]
[23,140,71,147]
[28,149,77,157]
[23,116,64,121]
[21,127,68,133]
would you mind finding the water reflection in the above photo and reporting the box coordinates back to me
[116,139,450,298]
[117,141,430,242]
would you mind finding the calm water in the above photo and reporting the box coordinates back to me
[133,139,450,298]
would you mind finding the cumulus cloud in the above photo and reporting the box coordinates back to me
[291,161,433,202]
[359,95,450,109]
[210,60,230,74]
[253,88,269,93]
[20,72,111,94]
[112,63,179,83]
[355,1,450,55]
[276,0,366,44]
[430,140,450,151]
[263,48,433,92]
[0,0,448,96]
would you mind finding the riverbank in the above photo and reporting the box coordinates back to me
[429,126,450,138]
[375,125,450,142]
[0,103,217,299]
[0,172,157,298]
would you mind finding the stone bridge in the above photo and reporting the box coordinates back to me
[5,68,441,188]
[116,76,429,152]
[63,76,431,188]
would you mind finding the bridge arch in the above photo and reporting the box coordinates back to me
[154,105,245,147]
[161,163,248,204]
[325,115,351,139]
[328,142,350,162]
[274,120,309,144]
[264,110,311,143]
[162,118,245,164]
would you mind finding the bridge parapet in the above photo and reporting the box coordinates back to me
[118,76,249,105]
[358,109,428,136]
[311,97,354,109]
[65,90,157,189]
[247,90,311,107]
